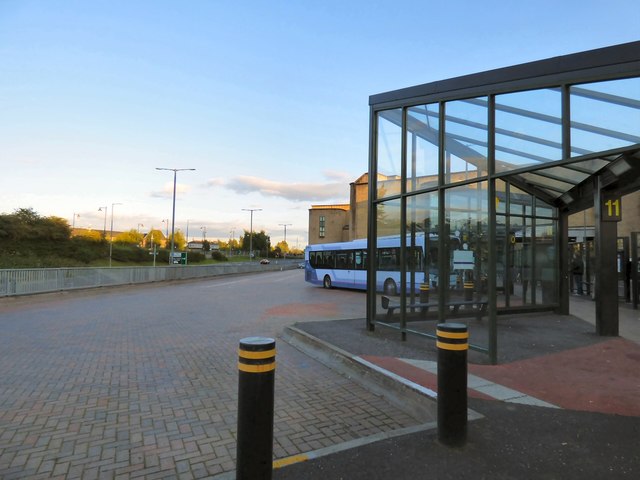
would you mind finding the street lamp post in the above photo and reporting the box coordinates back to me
[156,167,196,265]
[98,206,107,239]
[242,209,262,261]
[279,223,292,258]
[109,202,123,267]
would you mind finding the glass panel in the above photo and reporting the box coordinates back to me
[495,89,562,172]
[376,198,401,238]
[444,98,488,183]
[535,198,556,218]
[402,191,439,322]
[376,109,403,199]
[543,165,590,184]
[406,104,439,191]
[509,185,533,216]
[374,193,439,323]
[535,219,558,305]
[407,191,439,294]
[519,172,574,196]
[495,179,507,214]
[577,158,612,173]
[444,181,489,314]
[496,213,507,308]
[375,198,402,319]
[571,78,640,156]
[512,216,533,306]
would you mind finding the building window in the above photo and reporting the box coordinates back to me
[319,216,325,238]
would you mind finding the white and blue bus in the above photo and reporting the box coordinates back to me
[304,234,459,295]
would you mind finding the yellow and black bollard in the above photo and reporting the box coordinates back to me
[437,323,468,447]
[420,282,430,303]
[463,281,474,302]
[236,337,276,480]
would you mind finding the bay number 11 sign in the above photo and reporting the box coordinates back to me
[601,193,622,222]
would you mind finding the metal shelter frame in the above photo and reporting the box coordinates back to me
[366,41,640,364]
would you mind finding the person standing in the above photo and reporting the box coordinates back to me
[571,255,584,295]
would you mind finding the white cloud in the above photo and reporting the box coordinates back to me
[150,183,192,199]
[207,173,350,202]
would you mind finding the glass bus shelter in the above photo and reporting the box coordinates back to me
[366,41,640,363]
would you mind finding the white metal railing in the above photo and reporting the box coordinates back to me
[0,261,298,297]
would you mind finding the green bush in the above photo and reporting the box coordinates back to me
[156,249,169,263]
[187,252,205,263]
[68,237,109,263]
[211,251,228,262]
[111,244,149,263]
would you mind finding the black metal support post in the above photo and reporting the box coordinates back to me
[632,232,639,310]
[594,177,619,336]
[437,323,468,447]
[236,337,276,480]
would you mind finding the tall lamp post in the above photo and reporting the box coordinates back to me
[109,202,123,267]
[242,208,262,260]
[98,206,108,239]
[279,223,292,258]
[156,167,196,264]
[186,219,192,242]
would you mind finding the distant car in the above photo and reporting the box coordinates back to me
[298,262,305,269]
[260,259,270,264]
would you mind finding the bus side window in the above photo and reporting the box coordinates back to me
[379,248,399,271]
[347,250,354,269]
[326,255,334,268]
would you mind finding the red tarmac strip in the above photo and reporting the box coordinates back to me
[469,338,640,417]
[361,355,494,401]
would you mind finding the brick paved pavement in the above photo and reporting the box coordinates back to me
[0,271,418,479]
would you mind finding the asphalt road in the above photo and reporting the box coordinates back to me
[0,270,419,479]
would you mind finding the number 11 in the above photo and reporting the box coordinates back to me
[605,199,620,217]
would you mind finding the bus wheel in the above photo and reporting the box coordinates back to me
[323,275,332,289]
[384,279,397,296]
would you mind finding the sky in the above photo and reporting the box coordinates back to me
[1,1,638,248]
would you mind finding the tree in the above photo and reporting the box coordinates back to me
[114,229,144,245]
[13,207,40,225]
[241,230,270,257]
[202,239,211,252]
[0,208,70,241]
[145,229,164,249]
[74,230,103,242]
[42,216,71,240]
[275,241,289,255]
[167,230,186,250]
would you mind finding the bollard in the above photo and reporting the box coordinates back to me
[437,323,468,447]
[236,337,276,480]
[463,281,474,301]
[420,282,430,303]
